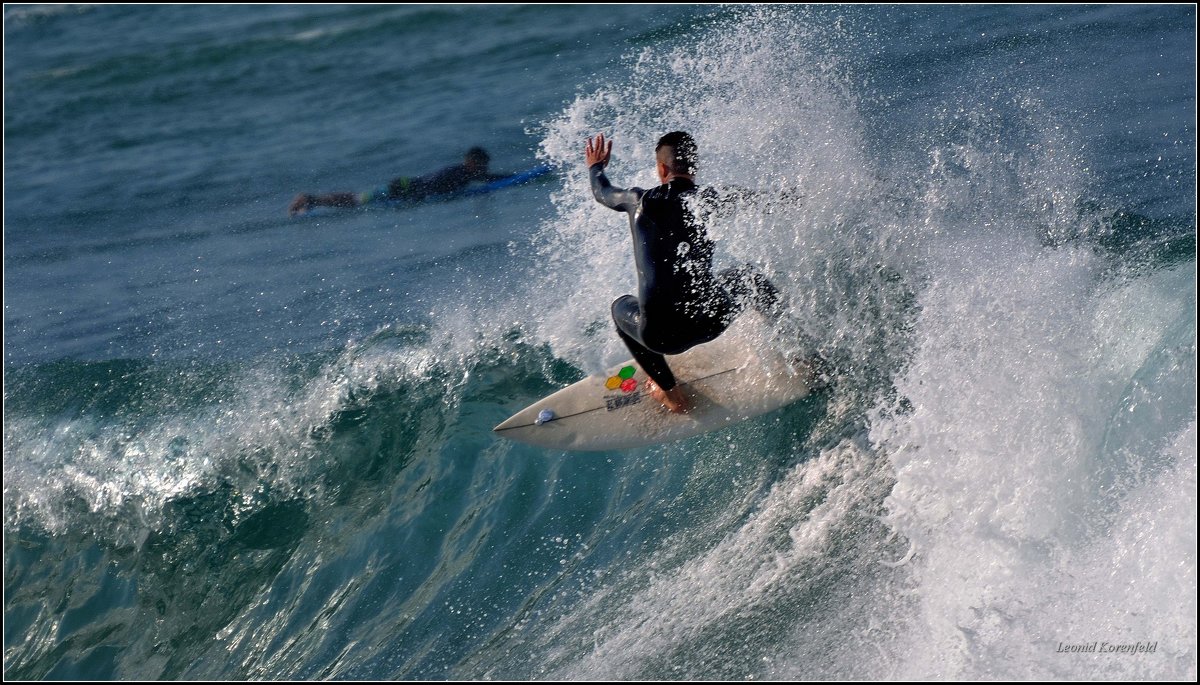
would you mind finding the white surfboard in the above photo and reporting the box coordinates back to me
[494,315,815,451]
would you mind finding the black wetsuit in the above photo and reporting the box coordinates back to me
[590,163,778,391]
[366,164,505,204]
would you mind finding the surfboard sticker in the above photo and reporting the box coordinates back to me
[603,389,643,412]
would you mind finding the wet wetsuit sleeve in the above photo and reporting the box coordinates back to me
[589,163,643,213]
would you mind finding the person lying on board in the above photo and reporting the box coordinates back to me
[288,146,509,216]
[586,131,782,414]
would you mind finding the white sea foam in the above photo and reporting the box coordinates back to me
[522,5,1197,680]
[2,333,453,545]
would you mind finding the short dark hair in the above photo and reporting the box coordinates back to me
[466,147,490,165]
[655,131,697,175]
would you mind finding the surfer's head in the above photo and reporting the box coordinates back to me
[655,131,698,182]
[465,146,490,172]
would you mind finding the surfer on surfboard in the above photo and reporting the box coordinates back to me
[586,131,782,414]
[289,146,509,216]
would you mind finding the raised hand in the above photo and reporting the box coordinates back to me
[585,133,613,168]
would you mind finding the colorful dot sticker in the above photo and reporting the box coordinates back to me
[605,366,639,393]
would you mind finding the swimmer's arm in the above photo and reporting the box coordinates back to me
[289,192,360,216]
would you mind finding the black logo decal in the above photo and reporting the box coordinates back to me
[604,393,643,411]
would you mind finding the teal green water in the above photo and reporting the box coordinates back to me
[4,5,1196,679]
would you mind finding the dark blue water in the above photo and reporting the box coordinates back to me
[4,4,1196,680]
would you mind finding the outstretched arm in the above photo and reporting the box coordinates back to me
[586,133,642,212]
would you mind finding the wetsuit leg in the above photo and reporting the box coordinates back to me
[611,295,679,391]
[611,269,777,394]
[360,185,390,205]
[386,177,416,202]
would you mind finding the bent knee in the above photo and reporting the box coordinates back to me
[611,295,640,320]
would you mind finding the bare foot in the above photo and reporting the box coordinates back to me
[647,380,690,414]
